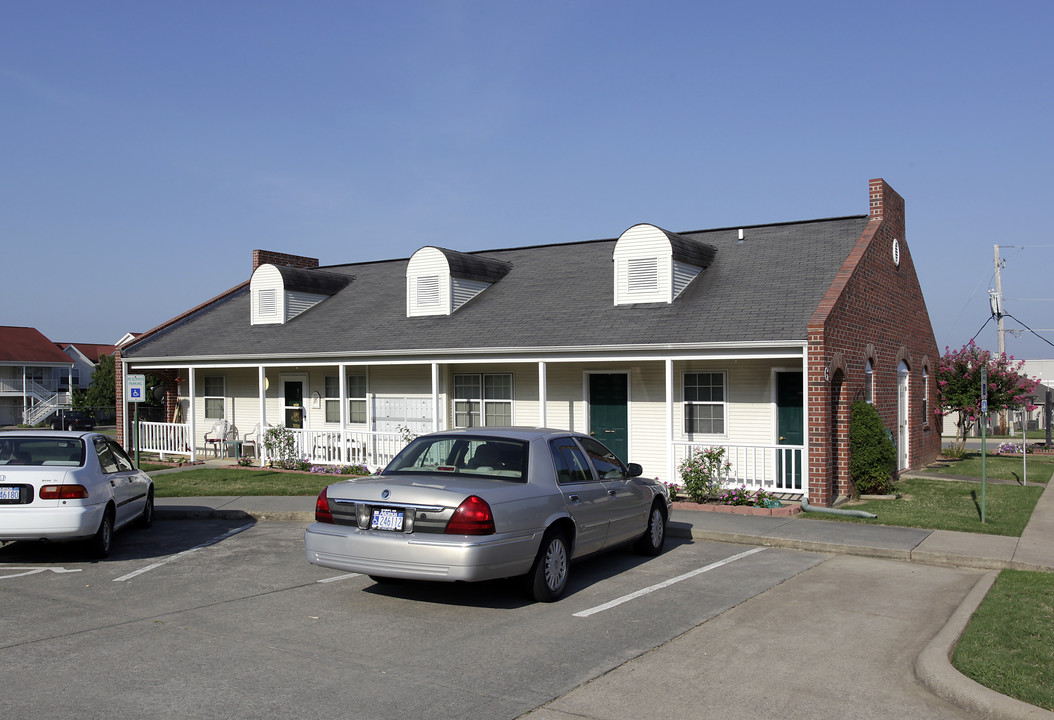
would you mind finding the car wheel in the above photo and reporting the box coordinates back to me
[137,490,154,529]
[88,508,115,559]
[526,528,570,602]
[634,501,667,556]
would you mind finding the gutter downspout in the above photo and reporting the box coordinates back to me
[800,496,877,519]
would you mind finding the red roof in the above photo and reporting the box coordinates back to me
[57,342,117,362]
[0,326,75,364]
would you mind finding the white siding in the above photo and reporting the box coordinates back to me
[250,265,284,325]
[286,291,327,321]
[452,277,492,311]
[673,260,702,298]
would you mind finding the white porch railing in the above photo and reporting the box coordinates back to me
[287,428,407,470]
[138,422,193,460]
[130,422,408,469]
[673,442,806,494]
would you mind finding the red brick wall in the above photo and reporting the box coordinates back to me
[252,249,319,271]
[806,179,941,505]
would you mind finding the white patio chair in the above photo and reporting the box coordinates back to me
[204,420,229,457]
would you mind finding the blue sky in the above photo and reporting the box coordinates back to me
[3,0,1053,359]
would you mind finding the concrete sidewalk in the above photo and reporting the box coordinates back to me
[152,464,1054,719]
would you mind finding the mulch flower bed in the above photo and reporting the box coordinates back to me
[670,500,801,516]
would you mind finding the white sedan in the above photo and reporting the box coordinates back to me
[305,428,670,601]
[0,431,154,558]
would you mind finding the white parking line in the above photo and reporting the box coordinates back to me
[317,573,361,583]
[113,523,255,582]
[573,547,767,617]
[0,566,82,581]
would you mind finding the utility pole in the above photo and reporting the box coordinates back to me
[992,245,1007,434]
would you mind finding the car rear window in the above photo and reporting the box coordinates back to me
[0,438,85,467]
[385,436,528,481]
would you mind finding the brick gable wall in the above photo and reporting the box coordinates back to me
[807,179,941,504]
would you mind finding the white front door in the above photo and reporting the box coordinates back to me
[897,362,910,471]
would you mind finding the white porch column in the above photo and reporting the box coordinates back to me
[258,366,267,467]
[431,363,440,432]
[802,350,810,497]
[188,367,198,462]
[538,361,548,427]
[338,365,347,464]
[666,358,674,485]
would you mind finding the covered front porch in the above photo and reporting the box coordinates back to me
[122,347,810,495]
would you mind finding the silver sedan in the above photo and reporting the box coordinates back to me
[304,427,670,601]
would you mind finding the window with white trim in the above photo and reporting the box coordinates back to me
[865,360,874,404]
[683,372,725,435]
[204,376,225,420]
[347,374,367,424]
[454,373,512,427]
[324,374,367,424]
[921,368,929,425]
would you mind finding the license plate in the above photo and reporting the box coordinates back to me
[371,507,404,532]
[0,486,19,501]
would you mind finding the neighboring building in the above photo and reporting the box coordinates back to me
[118,178,940,505]
[55,342,117,392]
[0,326,75,426]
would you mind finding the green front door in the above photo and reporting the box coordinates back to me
[589,373,628,462]
[776,371,804,490]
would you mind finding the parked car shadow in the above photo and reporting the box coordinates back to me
[0,516,257,564]
[361,537,690,608]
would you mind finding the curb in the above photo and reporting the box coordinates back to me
[915,571,1054,719]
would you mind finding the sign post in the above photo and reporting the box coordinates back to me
[125,374,146,466]
[980,368,988,524]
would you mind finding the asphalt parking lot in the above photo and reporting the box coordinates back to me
[1,517,828,720]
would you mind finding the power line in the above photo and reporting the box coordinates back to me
[1004,312,1054,349]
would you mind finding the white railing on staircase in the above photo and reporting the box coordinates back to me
[23,391,72,426]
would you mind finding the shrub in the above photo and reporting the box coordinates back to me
[849,401,897,496]
[263,425,301,470]
[678,447,731,503]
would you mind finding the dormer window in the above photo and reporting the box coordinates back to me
[258,289,277,316]
[613,224,717,305]
[407,247,512,317]
[627,258,659,294]
[416,276,441,306]
[250,264,352,326]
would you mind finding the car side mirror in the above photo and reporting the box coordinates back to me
[626,462,643,478]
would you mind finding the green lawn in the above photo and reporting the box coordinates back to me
[927,452,1053,485]
[150,467,347,498]
[952,570,1054,711]
[802,476,1043,536]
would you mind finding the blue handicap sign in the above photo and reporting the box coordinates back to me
[131,388,141,398]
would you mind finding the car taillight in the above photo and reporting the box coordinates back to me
[444,496,495,535]
[39,484,89,500]
[315,486,334,524]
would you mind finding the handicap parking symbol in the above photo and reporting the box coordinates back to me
[131,388,141,398]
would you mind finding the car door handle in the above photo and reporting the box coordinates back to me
[608,490,617,496]
[568,495,580,503]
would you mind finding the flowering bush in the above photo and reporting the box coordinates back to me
[996,442,1030,455]
[678,447,731,503]
[938,340,1039,452]
[716,485,782,507]
[664,482,683,502]
[309,463,372,476]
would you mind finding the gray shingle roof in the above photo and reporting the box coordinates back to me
[124,215,869,361]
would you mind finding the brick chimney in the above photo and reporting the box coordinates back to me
[868,178,904,223]
[253,249,320,271]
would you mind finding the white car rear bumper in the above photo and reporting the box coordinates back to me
[0,504,106,542]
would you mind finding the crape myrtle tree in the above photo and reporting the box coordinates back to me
[937,340,1039,452]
